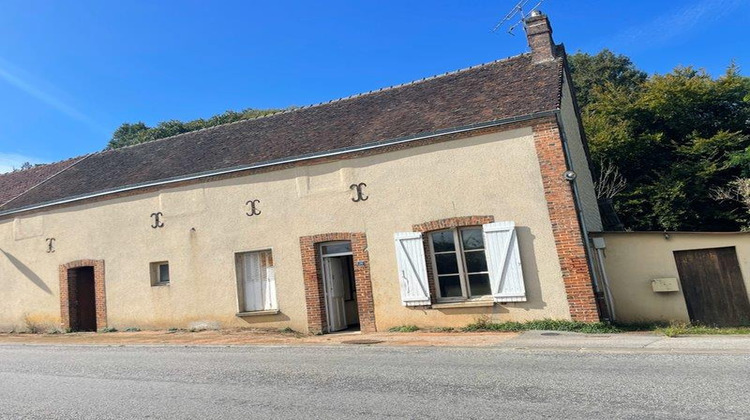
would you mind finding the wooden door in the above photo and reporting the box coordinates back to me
[674,247,750,326]
[323,257,347,332]
[75,267,97,332]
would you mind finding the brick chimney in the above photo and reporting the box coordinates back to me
[524,10,556,63]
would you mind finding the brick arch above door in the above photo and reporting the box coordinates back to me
[299,233,375,334]
[59,259,107,331]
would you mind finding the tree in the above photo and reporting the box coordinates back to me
[569,51,750,231]
[567,49,647,109]
[712,178,750,229]
[107,108,282,149]
[108,122,151,149]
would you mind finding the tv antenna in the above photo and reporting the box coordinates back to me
[493,0,546,35]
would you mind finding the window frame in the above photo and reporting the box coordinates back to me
[235,248,277,313]
[319,241,356,301]
[150,261,170,286]
[428,227,491,302]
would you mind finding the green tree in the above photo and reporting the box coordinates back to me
[568,49,647,109]
[107,108,282,149]
[571,52,750,231]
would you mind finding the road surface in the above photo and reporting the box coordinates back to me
[0,344,748,419]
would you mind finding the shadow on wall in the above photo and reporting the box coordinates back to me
[515,226,546,311]
[0,249,53,295]
[238,312,291,327]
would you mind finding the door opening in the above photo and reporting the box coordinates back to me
[321,241,360,333]
[69,266,97,331]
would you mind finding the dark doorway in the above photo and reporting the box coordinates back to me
[70,267,97,331]
[674,247,750,327]
[320,242,360,333]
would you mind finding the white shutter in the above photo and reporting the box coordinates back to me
[483,222,526,302]
[264,266,278,310]
[394,232,431,306]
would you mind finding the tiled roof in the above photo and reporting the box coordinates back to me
[0,51,564,214]
[0,157,87,207]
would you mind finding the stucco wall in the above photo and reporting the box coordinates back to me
[560,71,603,232]
[593,232,750,323]
[0,127,573,332]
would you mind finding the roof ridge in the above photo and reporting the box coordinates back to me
[109,52,534,153]
[0,154,93,209]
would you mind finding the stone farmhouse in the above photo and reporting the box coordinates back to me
[0,12,606,334]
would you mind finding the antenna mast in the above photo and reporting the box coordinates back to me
[493,0,546,35]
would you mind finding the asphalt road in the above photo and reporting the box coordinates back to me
[0,344,748,419]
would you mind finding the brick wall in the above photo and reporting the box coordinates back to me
[299,233,375,334]
[532,120,599,322]
[59,259,107,331]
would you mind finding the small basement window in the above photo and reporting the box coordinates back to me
[150,262,170,286]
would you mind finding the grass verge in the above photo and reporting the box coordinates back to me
[654,323,750,337]
[462,318,621,334]
[388,325,420,333]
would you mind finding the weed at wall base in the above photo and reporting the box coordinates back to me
[462,318,621,334]
[388,325,420,333]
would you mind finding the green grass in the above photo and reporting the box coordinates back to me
[462,318,622,334]
[461,318,750,336]
[98,327,117,333]
[388,325,420,333]
[654,323,750,337]
[431,327,456,333]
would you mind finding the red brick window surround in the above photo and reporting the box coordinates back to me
[412,216,495,233]
[59,259,107,331]
[412,216,495,304]
[299,233,376,334]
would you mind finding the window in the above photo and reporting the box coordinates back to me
[236,250,278,312]
[150,262,170,286]
[429,227,491,300]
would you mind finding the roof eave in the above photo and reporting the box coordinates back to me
[0,110,558,219]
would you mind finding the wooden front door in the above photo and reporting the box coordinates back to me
[674,247,750,327]
[74,267,97,331]
[322,257,348,333]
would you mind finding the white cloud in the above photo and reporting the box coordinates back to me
[610,0,744,52]
[0,152,46,174]
[0,57,107,134]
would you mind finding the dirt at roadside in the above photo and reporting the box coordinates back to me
[0,329,518,347]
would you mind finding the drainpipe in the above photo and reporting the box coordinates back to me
[554,112,614,322]
[596,246,616,321]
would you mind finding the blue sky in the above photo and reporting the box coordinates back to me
[0,0,748,172]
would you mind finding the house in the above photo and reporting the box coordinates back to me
[0,12,605,334]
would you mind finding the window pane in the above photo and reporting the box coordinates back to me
[461,228,484,251]
[435,253,459,275]
[159,264,170,283]
[464,251,488,273]
[468,273,491,297]
[431,231,455,252]
[322,242,351,255]
[438,275,463,298]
